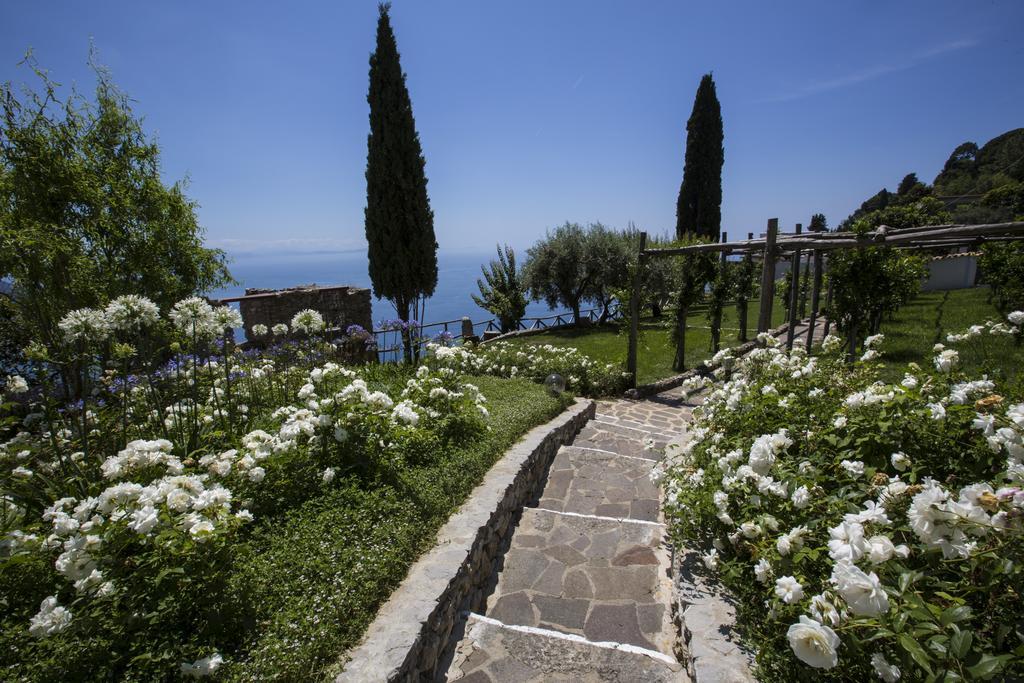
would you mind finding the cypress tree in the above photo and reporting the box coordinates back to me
[365,2,437,360]
[675,73,724,239]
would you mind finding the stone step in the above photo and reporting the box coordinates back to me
[538,446,661,522]
[595,399,695,434]
[572,422,668,460]
[484,507,674,654]
[445,613,684,682]
[590,416,679,440]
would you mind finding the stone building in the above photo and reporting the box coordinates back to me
[231,284,373,340]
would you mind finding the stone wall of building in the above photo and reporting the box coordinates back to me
[237,285,372,340]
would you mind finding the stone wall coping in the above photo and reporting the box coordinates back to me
[334,397,596,682]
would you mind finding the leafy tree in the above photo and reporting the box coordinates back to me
[825,245,926,348]
[733,251,758,342]
[585,223,632,322]
[706,257,733,352]
[979,242,1024,315]
[0,54,232,364]
[364,3,438,361]
[809,213,828,233]
[897,173,920,195]
[472,244,527,333]
[524,222,602,324]
[676,74,724,240]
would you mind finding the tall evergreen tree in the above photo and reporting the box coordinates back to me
[676,73,724,239]
[364,2,437,360]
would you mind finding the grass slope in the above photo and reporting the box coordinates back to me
[876,286,1024,384]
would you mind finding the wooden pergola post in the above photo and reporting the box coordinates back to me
[757,218,779,334]
[805,250,824,353]
[822,278,834,338]
[626,231,647,387]
[711,231,727,353]
[738,231,753,341]
[786,224,803,350]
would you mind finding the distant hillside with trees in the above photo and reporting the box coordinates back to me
[840,128,1024,231]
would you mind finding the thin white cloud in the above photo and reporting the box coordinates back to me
[210,237,364,256]
[759,38,978,103]
[571,74,585,90]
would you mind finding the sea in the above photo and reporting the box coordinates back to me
[210,250,574,337]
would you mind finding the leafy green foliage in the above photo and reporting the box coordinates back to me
[825,243,927,346]
[472,244,528,333]
[364,3,438,345]
[662,326,1024,681]
[979,242,1024,314]
[0,55,232,363]
[524,222,631,323]
[676,74,724,240]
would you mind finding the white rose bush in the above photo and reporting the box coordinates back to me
[425,340,629,395]
[0,295,509,679]
[661,312,1024,681]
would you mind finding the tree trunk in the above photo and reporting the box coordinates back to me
[651,301,662,318]
[711,303,722,352]
[572,300,581,325]
[738,299,748,342]
[673,303,689,371]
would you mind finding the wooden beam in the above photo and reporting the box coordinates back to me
[757,218,779,334]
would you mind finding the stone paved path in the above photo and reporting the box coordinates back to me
[441,324,825,682]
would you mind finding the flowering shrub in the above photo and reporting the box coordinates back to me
[0,295,489,679]
[660,313,1024,681]
[425,341,630,396]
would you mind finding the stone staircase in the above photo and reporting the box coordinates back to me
[441,394,694,682]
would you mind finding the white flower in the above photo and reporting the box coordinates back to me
[833,415,847,428]
[104,295,160,332]
[900,374,918,390]
[702,548,719,570]
[5,375,29,394]
[828,521,868,562]
[291,309,325,334]
[890,452,910,472]
[322,467,336,484]
[181,653,224,678]
[251,324,269,336]
[866,535,910,565]
[334,426,349,443]
[754,558,773,583]
[864,334,884,349]
[927,403,946,420]
[28,596,72,638]
[791,486,811,509]
[59,307,109,343]
[871,653,901,682]
[831,560,889,616]
[272,323,289,336]
[247,467,266,483]
[1008,311,1024,326]
[787,616,839,669]
[809,592,842,626]
[213,306,243,329]
[775,575,804,604]
[170,297,220,338]
[740,522,762,539]
[840,459,865,477]
[189,519,216,541]
[934,349,959,373]
[821,334,843,353]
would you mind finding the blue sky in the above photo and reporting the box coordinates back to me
[2,1,1022,258]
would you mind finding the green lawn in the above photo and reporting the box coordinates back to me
[876,286,1024,384]
[504,300,789,386]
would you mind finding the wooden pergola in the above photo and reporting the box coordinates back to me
[625,219,1024,387]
